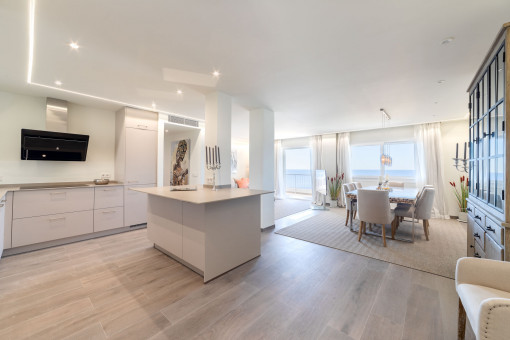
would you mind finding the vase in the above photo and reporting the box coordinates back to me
[458,211,467,223]
[330,196,339,207]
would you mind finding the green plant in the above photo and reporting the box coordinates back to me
[328,173,344,200]
[450,176,469,212]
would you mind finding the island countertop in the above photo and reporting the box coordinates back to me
[131,186,273,204]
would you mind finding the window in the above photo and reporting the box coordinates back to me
[351,142,416,179]
[284,148,312,196]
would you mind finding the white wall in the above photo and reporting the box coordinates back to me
[441,119,469,217]
[163,128,203,186]
[0,90,115,184]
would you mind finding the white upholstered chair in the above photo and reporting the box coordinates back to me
[456,257,510,339]
[388,181,404,188]
[357,189,395,247]
[343,183,357,226]
[354,182,363,189]
[394,187,435,240]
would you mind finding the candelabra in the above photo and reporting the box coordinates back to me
[453,142,469,173]
[206,145,222,191]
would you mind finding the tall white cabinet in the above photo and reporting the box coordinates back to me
[115,107,158,227]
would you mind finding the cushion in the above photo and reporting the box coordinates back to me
[234,178,249,188]
[457,283,510,332]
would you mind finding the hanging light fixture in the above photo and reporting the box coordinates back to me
[380,109,392,166]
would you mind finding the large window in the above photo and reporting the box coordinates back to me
[351,142,416,179]
[284,148,312,195]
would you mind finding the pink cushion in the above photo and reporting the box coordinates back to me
[234,178,249,188]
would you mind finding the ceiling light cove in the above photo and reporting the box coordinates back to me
[69,42,80,50]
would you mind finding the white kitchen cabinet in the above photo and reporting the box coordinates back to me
[12,210,93,247]
[13,187,94,219]
[94,185,123,209]
[2,192,12,250]
[94,207,124,232]
[125,128,157,185]
[124,183,154,227]
[0,194,5,257]
[124,107,158,131]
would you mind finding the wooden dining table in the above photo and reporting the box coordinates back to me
[346,187,420,242]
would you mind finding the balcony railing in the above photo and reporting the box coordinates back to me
[285,173,312,195]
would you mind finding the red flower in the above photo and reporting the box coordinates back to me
[341,173,345,180]
[450,181,456,187]
[466,178,469,186]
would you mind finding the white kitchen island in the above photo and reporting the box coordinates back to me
[132,186,272,282]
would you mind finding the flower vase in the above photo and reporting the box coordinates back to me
[458,211,467,223]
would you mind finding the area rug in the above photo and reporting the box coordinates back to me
[274,198,311,220]
[275,208,466,279]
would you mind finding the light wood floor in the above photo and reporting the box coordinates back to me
[0,211,475,339]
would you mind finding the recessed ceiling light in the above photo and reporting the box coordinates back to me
[177,90,183,95]
[441,37,455,45]
[54,80,62,86]
[165,129,168,133]
[151,102,156,109]
[212,70,220,77]
[437,80,446,84]
[69,42,79,50]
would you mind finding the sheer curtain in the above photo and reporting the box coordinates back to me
[274,140,286,200]
[336,132,352,207]
[415,123,447,218]
[312,135,323,205]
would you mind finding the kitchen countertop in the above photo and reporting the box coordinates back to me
[132,186,273,204]
[0,181,124,198]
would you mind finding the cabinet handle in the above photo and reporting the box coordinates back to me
[466,207,472,212]
[50,192,66,195]
[127,181,139,184]
[137,124,148,129]
[101,188,116,191]
[486,226,495,233]
[469,245,474,248]
[49,217,66,222]
[475,215,482,220]
[101,210,116,214]
[474,253,481,258]
[474,233,480,239]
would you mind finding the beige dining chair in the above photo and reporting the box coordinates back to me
[388,181,404,188]
[343,183,357,226]
[456,257,510,339]
[357,189,395,247]
[354,182,362,189]
[394,187,435,240]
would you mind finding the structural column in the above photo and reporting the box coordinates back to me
[205,91,231,187]
[249,108,275,229]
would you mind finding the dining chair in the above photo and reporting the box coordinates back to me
[397,184,434,220]
[394,187,435,240]
[343,183,357,226]
[357,189,395,247]
[388,181,404,188]
[354,182,363,189]
[456,257,510,339]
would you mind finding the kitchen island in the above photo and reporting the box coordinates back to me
[132,186,272,282]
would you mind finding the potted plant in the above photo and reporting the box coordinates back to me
[450,176,469,222]
[328,173,344,207]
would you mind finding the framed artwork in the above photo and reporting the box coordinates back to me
[171,139,190,185]
[231,150,238,174]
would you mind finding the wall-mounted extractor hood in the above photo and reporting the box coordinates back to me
[20,98,90,161]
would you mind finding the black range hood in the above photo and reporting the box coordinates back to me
[21,129,90,161]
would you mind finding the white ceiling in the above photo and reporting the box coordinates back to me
[1,0,509,139]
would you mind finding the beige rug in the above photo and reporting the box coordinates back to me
[276,208,466,279]
[274,198,311,220]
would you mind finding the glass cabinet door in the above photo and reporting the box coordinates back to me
[497,49,504,102]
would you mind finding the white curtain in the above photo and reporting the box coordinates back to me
[274,140,286,200]
[336,132,352,207]
[415,123,447,218]
[312,135,323,205]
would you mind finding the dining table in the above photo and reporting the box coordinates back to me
[346,187,420,242]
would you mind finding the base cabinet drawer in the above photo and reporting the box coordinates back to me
[474,241,485,259]
[125,184,153,227]
[12,210,93,247]
[13,188,94,219]
[467,215,475,257]
[485,234,504,261]
[94,186,123,209]
[94,207,123,232]
[473,222,485,250]
[484,216,504,246]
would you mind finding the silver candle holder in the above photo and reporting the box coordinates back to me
[206,145,222,191]
[453,142,468,173]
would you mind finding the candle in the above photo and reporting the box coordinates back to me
[208,147,211,165]
[379,176,383,183]
[218,146,221,164]
[385,174,389,181]
[456,143,458,159]
[464,142,466,159]
[206,146,208,165]
[215,146,218,164]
